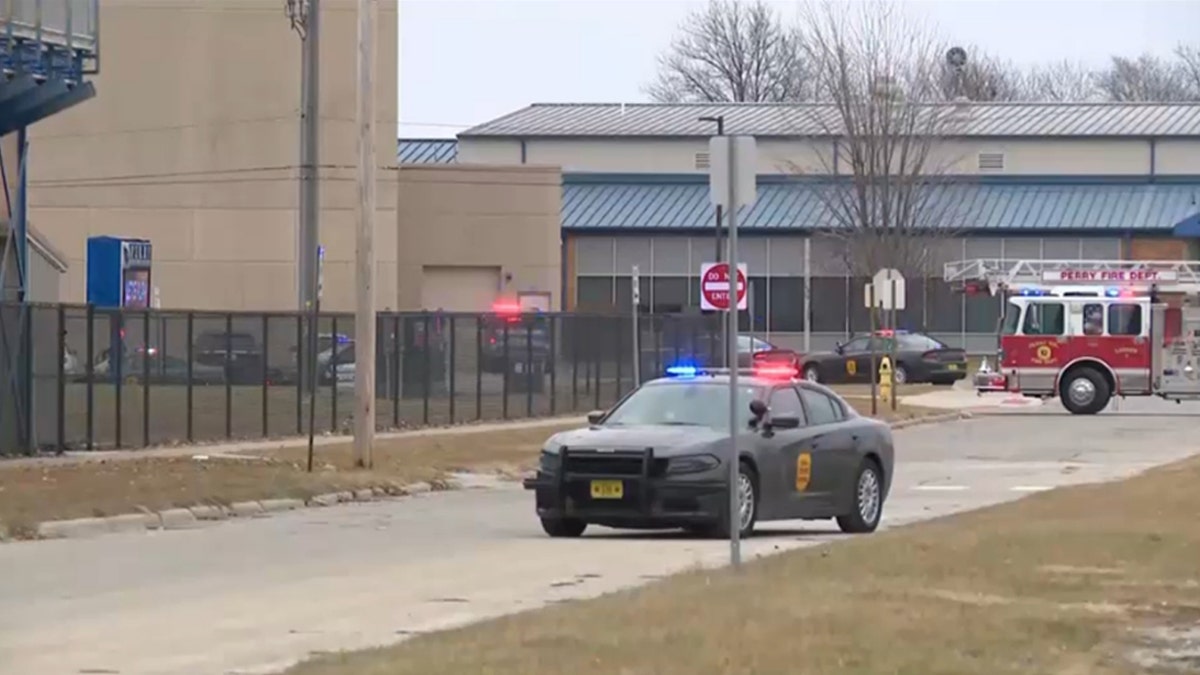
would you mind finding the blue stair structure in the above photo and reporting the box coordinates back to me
[0,1,98,454]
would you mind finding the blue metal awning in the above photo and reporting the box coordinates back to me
[562,177,1200,233]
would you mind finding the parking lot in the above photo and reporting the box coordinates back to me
[2,396,1198,675]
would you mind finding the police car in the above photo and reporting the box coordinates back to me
[522,363,894,538]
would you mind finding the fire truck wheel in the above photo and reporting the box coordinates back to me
[1059,367,1111,415]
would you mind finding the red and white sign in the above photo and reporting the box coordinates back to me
[1041,269,1179,283]
[700,262,748,311]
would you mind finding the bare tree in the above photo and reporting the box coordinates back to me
[1021,60,1102,101]
[792,0,966,409]
[646,0,811,103]
[1094,53,1198,101]
[1174,44,1200,97]
[939,46,1027,101]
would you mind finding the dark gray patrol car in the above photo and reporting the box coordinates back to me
[522,368,894,539]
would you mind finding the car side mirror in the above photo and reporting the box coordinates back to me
[768,414,801,430]
[586,410,606,425]
[748,399,768,420]
[834,342,844,354]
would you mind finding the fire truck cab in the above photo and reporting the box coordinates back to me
[946,258,1200,415]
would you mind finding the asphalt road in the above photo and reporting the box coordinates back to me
[3,397,1199,675]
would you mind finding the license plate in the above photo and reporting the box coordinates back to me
[590,480,623,499]
[948,364,959,371]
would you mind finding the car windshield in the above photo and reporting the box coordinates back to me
[898,333,947,351]
[602,381,764,429]
[1002,303,1023,335]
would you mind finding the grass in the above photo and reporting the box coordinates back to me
[0,422,581,538]
[282,454,1200,675]
[0,394,946,539]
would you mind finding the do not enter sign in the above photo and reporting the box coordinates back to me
[700,262,748,311]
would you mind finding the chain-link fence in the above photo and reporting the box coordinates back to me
[0,304,726,454]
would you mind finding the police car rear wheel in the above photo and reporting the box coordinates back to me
[541,517,587,538]
[837,458,883,534]
[892,365,908,385]
[802,364,820,383]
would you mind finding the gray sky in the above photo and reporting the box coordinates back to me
[397,0,1200,138]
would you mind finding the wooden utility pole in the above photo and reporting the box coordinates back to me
[353,0,378,468]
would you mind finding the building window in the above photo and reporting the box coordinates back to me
[576,277,614,311]
[651,276,690,313]
[768,277,805,331]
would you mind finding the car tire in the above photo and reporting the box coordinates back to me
[930,377,956,386]
[1059,366,1110,415]
[707,460,759,539]
[802,364,821,383]
[540,516,587,538]
[837,458,884,534]
[893,364,909,385]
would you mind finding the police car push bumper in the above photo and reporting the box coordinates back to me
[522,447,730,526]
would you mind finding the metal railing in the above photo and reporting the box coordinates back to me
[1,0,98,75]
[0,304,726,454]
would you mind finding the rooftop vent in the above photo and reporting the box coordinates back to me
[694,152,711,170]
[978,152,1005,171]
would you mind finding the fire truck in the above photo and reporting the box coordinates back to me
[945,258,1200,415]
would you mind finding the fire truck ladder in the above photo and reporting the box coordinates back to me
[944,259,1200,294]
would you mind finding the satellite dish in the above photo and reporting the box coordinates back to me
[946,46,967,68]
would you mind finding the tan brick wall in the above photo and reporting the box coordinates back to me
[1129,238,1189,260]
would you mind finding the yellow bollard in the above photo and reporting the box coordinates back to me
[878,356,893,407]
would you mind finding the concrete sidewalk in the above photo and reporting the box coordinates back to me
[0,414,588,469]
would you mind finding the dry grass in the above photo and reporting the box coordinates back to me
[284,454,1200,675]
[0,423,578,538]
[0,396,948,539]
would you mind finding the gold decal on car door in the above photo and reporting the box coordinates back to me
[796,452,812,491]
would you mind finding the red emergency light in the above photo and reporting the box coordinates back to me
[492,300,522,323]
[752,363,799,380]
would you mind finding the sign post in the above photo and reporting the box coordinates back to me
[631,265,641,386]
[306,245,326,473]
[708,134,757,569]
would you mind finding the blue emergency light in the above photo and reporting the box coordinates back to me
[666,364,700,378]
[1105,287,1120,297]
[1019,288,1049,296]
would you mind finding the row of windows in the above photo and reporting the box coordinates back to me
[577,276,1006,333]
[1019,303,1143,337]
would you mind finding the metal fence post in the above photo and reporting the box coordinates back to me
[392,314,400,427]
[56,304,65,451]
[330,314,338,432]
[614,317,623,404]
[224,313,233,439]
[570,315,578,411]
[502,322,510,420]
[114,311,123,449]
[525,321,533,418]
[427,312,436,422]
[262,313,270,437]
[295,314,303,435]
[593,318,601,411]
[85,303,94,451]
[448,316,456,424]
[475,316,483,421]
[142,308,151,448]
[549,315,557,416]
[186,311,194,443]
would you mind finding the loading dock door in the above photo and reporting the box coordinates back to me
[420,265,501,312]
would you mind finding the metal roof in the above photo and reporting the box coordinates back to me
[397,139,457,164]
[562,178,1200,232]
[463,102,1200,138]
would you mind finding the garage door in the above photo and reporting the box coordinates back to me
[420,265,501,312]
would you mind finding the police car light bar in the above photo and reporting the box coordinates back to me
[665,364,798,380]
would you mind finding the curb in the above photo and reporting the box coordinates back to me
[28,480,448,542]
[890,410,973,430]
[20,415,968,542]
